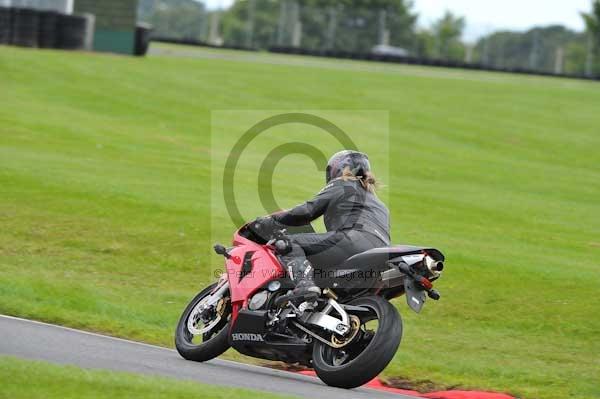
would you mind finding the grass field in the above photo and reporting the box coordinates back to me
[0,43,599,399]
[0,356,294,399]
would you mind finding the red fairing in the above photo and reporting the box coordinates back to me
[226,229,285,308]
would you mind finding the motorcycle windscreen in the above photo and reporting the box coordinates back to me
[404,277,426,313]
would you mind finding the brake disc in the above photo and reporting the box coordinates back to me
[187,297,225,336]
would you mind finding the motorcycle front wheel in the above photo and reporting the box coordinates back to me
[312,295,402,389]
[175,283,231,362]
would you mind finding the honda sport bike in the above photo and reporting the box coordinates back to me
[175,222,445,389]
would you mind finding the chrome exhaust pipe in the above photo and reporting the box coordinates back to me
[425,256,444,273]
[431,261,444,271]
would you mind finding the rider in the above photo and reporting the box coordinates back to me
[253,150,390,298]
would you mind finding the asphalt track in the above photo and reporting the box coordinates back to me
[0,315,418,399]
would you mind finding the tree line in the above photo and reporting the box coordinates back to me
[139,0,600,77]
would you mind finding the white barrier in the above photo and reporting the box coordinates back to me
[2,0,73,13]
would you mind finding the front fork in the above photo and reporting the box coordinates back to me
[205,278,229,308]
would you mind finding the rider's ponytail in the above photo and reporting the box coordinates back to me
[341,167,378,193]
[360,171,377,193]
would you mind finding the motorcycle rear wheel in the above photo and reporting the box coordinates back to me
[175,283,231,362]
[312,295,402,389]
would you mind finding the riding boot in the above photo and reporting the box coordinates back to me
[289,259,321,297]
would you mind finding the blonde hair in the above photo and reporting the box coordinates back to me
[340,166,378,193]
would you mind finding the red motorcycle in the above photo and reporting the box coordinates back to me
[175,222,444,388]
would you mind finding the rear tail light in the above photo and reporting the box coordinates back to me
[419,277,433,290]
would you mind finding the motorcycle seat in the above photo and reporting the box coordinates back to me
[313,245,444,292]
[342,245,444,269]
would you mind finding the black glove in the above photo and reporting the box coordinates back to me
[273,236,292,255]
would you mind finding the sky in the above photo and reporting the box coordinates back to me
[412,0,590,41]
[203,0,592,42]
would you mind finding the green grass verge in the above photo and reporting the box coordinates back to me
[0,44,599,399]
[0,356,295,399]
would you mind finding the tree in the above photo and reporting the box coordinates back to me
[473,26,586,74]
[220,0,417,52]
[412,28,435,58]
[432,10,465,61]
[303,0,416,53]
[138,0,209,40]
[221,0,281,48]
[581,0,600,76]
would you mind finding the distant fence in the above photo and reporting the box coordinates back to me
[268,46,600,81]
[150,36,599,82]
[152,36,256,52]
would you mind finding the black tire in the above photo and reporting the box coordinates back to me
[175,283,231,362]
[312,296,402,389]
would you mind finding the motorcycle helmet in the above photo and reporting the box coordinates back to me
[325,150,371,183]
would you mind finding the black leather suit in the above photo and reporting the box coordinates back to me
[272,179,390,280]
